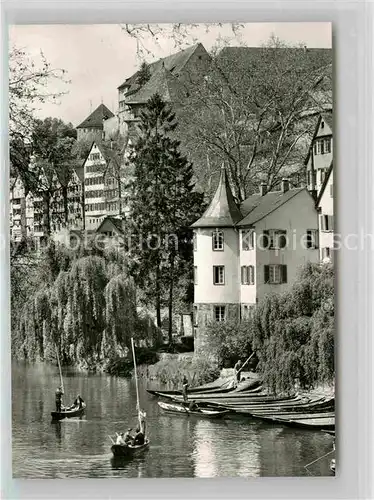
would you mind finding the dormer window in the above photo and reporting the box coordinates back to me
[212,230,224,251]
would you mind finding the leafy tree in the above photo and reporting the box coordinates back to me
[251,262,334,393]
[127,93,204,342]
[178,36,332,200]
[204,319,254,368]
[31,117,78,233]
[136,62,151,86]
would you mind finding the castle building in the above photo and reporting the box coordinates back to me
[191,168,319,354]
[76,103,115,142]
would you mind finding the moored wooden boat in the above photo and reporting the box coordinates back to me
[51,402,86,421]
[111,439,150,458]
[158,401,230,419]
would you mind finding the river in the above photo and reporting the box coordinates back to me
[12,362,334,478]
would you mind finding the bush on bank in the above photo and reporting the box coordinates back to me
[147,356,220,388]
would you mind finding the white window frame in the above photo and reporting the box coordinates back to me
[212,230,224,251]
[306,229,319,249]
[269,264,281,284]
[214,306,225,322]
[242,230,254,251]
[213,266,225,285]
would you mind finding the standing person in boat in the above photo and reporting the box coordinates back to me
[182,375,189,402]
[55,386,64,412]
[234,360,242,386]
[139,408,147,435]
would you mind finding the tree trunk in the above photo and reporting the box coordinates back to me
[155,265,162,328]
[168,256,175,345]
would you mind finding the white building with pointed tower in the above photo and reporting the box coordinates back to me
[191,168,319,355]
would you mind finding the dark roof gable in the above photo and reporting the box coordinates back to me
[77,104,114,129]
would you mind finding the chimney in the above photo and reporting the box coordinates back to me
[260,182,267,196]
[281,178,290,193]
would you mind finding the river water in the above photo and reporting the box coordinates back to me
[12,362,334,478]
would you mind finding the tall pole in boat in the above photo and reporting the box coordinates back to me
[131,337,141,428]
[55,343,64,393]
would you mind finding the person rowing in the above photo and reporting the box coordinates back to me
[73,394,84,409]
[182,376,189,402]
[133,427,145,446]
[55,386,64,412]
[188,400,199,412]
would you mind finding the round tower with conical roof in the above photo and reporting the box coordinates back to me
[191,167,242,357]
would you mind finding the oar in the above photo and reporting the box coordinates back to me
[238,353,255,375]
[108,435,115,444]
[304,449,334,474]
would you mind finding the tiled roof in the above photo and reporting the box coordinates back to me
[216,47,332,72]
[74,166,84,183]
[118,43,205,91]
[125,64,183,105]
[77,104,114,129]
[191,168,242,228]
[237,188,305,226]
[316,161,333,205]
[321,111,333,132]
[96,216,124,234]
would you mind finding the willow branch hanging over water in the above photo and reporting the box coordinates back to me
[12,244,161,370]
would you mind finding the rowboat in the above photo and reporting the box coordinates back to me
[111,439,150,458]
[51,402,86,421]
[110,338,149,458]
[158,401,230,419]
[259,415,335,430]
[52,343,87,421]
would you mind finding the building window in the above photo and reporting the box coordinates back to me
[306,229,319,249]
[214,306,225,322]
[263,230,287,249]
[264,264,287,284]
[322,247,331,260]
[212,230,224,251]
[194,266,198,285]
[242,230,254,250]
[314,138,332,155]
[320,214,334,232]
[193,232,197,251]
[193,306,198,326]
[213,266,225,285]
[241,265,255,285]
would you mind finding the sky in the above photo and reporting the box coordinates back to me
[9,23,332,127]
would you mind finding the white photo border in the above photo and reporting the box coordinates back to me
[1,1,373,498]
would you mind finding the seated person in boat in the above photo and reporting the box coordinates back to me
[55,386,64,412]
[133,427,145,446]
[116,432,126,445]
[73,395,84,409]
[188,400,199,412]
[124,428,134,445]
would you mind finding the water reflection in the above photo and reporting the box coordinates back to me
[12,362,334,478]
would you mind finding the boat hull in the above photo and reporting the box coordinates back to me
[111,440,150,458]
[51,403,86,421]
[158,401,229,419]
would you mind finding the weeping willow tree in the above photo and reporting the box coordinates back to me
[251,262,334,393]
[12,245,159,369]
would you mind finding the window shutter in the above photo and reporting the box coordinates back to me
[263,230,269,249]
[213,266,215,284]
[320,215,325,231]
[241,266,245,284]
[211,231,215,250]
[264,265,269,284]
[281,265,288,284]
[250,230,254,249]
[329,215,334,230]
[279,230,287,249]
